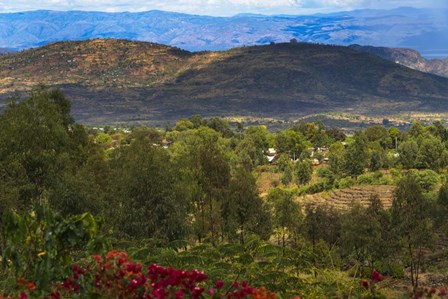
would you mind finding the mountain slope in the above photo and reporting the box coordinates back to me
[0,8,447,58]
[350,45,448,78]
[1,39,448,124]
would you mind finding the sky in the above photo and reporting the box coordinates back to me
[0,0,446,16]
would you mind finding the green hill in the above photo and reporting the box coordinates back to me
[1,39,448,124]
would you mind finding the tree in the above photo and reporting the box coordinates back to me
[412,169,439,192]
[409,122,425,138]
[281,165,293,186]
[0,85,89,209]
[110,137,188,242]
[275,129,306,159]
[303,204,342,248]
[235,137,265,171]
[296,159,312,186]
[328,142,345,177]
[417,134,445,171]
[391,174,437,289]
[398,140,418,169]
[438,176,448,208]
[340,203,382,267]
[366,194,395,267]
[437,177,448,228]
[225,167,269,244]
[206,117,234,138]
[96,132,113,148]
[277,153,292,172]
[388,126,400,147]
[267,188,303,249]
[126,127,162,144]
[369,148,384,172]
[325,127,346,143]
[188,115,205,128]
[174,119,194,131]
[431,121,448,142]
[365,125,389,148]
[344,132,368,177]
[169,127,231,244]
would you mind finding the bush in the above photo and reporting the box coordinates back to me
[357,171,387,185]
[376,261,405,279]
[317,167,332,179]
[335,177,355,189]
[390,168,402,184]
[412,169,440,192]
[307,179,332,194]
[357,173,375,185]
[4,250,278,299]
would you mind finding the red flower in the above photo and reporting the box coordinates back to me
[92,255,102,265]
[62,278,74,290]
[73,283,80,294]
[208,288,217,295]
[439,287,447,296]
[361,280,369,290]
[371,271,384,282]
[18,293,28,299]
[26,282,36,291]
[215,280,224,289]
[192,286,204,299]
[50,291,61,299]
[175,290,184,299]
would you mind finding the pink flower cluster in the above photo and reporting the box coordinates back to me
[43,250,277,299]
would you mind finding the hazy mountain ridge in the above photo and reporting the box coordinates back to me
[1,8,447,58]
[1,39,448,124]
[349,45,448,78]
[0,48,15,54]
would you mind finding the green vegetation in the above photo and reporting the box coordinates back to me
[2,87,448,298]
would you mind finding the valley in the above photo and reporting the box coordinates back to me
[2,2,448,298]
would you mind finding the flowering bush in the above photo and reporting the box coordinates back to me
[2,250,281,299]
[361,271,386,299]
[360,271,448,299]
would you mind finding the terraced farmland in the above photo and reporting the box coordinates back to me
[301,185,395,210]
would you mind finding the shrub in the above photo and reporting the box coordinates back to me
[307,179,331,194]
[335,177,355,189]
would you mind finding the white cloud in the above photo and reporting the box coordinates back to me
[0,0,445,15]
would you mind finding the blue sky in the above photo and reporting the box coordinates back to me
[0,0,446,15]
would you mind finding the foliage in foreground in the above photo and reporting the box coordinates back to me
[3,250,279,299]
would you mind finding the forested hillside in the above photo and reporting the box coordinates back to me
[1,40,448,124]
[2,86,448,298]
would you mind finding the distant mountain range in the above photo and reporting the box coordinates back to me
[1,8,447,58]
[1,39,447,124]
